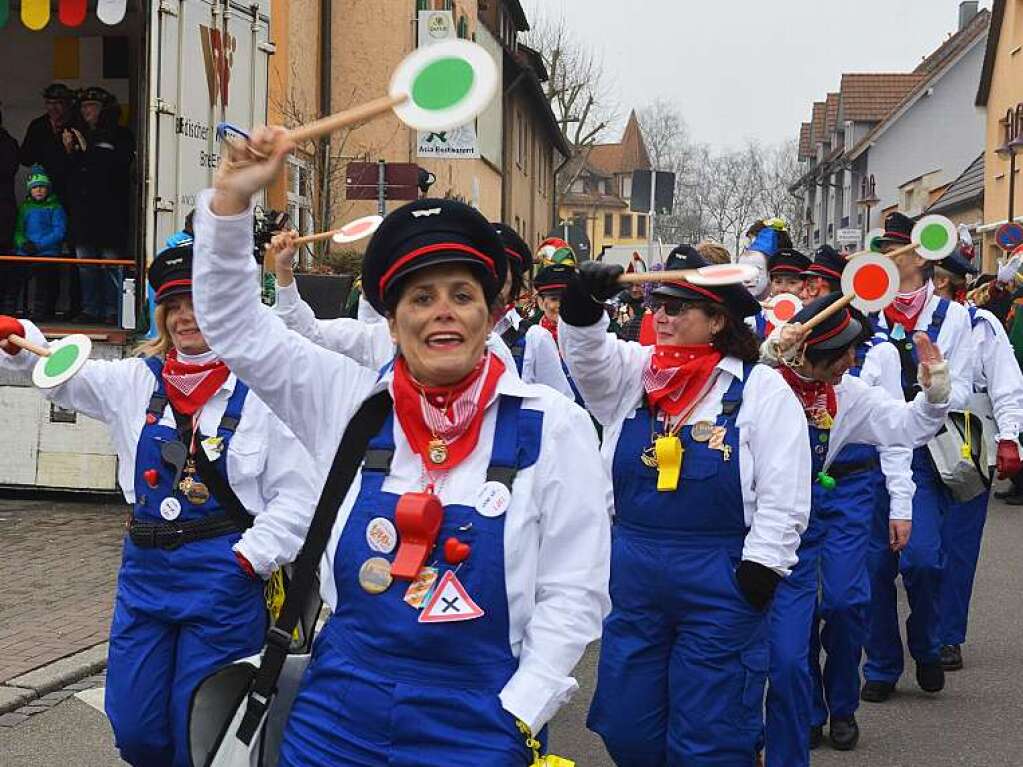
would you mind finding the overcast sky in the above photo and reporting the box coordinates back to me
[522,0,993,150]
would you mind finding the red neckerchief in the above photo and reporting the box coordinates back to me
[780,366,837,420]
[638,311,656,346]
[162,350,230,416]
[884,283,930,332]
[763,314,776,338]
[392,352,506,472]
[642,344,723,416]
[540,315,558,346]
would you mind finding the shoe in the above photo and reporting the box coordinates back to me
[1005,494,1023,506]
[994,488,1019,500]
[860,679,895,702]
[809,724,824,750]
[916,661,945,692]
[830,716,859,750]
[940,644,963,671]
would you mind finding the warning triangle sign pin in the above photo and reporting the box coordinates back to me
[418,570,485,623]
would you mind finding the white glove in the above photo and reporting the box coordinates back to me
[920,359,950,404]
[997,254,1022,285]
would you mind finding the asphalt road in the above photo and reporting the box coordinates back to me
[3,497,1023,766]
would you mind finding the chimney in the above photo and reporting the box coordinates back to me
[958,1,979,30]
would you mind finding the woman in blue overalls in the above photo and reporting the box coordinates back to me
[0,242,318,767]
[759,293,951,767]
[557,245,812,765]
[190,138,611,767]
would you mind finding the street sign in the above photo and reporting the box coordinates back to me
[836,228,861,245]
[995,222,1023,252]
[630,170,676,214]
[345,162,421,201]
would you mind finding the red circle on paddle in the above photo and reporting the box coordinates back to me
[342,219,376,237]
[852,263,890,301]
[773,297,798,322]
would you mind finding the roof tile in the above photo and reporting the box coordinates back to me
[798,123,812,159]
[838,73,927,122]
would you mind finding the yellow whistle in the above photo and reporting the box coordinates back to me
[655,435,683,492]
[531,757,575,767]
[961,443,972,459]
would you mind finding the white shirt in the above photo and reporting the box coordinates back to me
[0,325,321,578]
[558,312,812,576]
[272,281,522,376]
[192,190,611,734]
[969,307,1023,445]
[492,307,574,398]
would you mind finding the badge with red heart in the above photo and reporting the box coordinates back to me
[443,536,471,565]
[143,469,159,488]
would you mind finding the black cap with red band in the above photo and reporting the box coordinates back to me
[801,245,847,284]
[767,247,812,277]
[533,263,575,295]
[876,211,915,249]
[148,241,195,304]
[652,245,760,318]
[790,292,864,351]
[492,222,532,279]
[361,198,507,316]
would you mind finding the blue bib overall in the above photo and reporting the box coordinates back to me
[938,306,991,647]
[865,302,950,682]
[105,358,266,767]
[587,369,769,766]
[278,396,544,767]
[501,325,527,377]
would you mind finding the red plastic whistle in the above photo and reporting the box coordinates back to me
[391,491,444,580]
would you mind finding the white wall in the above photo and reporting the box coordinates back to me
[866,36,987,217]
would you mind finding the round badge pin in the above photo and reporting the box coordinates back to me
[366,517,398,554]
[390,39,499,133]
[476,480,512,518]
[359,557,394,595]
[159,497,182,521]
[332,214,384,245]
[690,421,716,442]
[32,334,92,389]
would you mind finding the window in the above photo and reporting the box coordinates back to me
[604,214,614,236]
[286,156,313,237]
[622,175,633,199]
[637,215,647,238]
[537,147,547,196]
[620,214,633,238]
[516,111,526,170]
[571,179,584,194]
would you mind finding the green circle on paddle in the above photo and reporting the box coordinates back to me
[44,344,80,378]
[919,224,950,252]
[411,57,475,110]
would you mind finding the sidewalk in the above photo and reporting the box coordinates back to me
[0,497,124,712]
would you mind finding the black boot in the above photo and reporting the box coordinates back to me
[916,661,945,692]
[940,644,963,671]
[809,724,823,750]
[860,679,895,702]
[830,716,860,751]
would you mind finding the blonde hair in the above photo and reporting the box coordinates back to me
[133,303,173,358]
[696,241,733,265]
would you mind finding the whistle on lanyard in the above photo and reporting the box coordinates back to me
[655,435,683,492]
[391,491,444,580]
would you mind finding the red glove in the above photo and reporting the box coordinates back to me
[234,550,258,580]
[0,315,26,356]
[997,440,1022,480]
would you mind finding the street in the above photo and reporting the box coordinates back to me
[2,494,1023,765]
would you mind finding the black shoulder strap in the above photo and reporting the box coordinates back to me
[236,389,393,745]
[192,426,254,532]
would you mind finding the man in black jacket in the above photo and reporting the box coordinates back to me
[19,84,76,203]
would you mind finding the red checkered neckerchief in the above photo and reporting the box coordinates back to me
[643,344,722,417]
[540,315,558,346]
[884,282,931,332]
[391,351,506,472]
[779,365,837,421]
[162,349,230,416]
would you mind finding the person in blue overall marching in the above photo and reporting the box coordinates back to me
[190,125,611,766]
[0,242,319,767]
[267,221,574,397]
[795,244,915,751]
[932,248,1023,672]
[556,245,811,765]
[861,211,976,703]
[758,293,952,767]
[533,261,587,406]
[752,247,812,339]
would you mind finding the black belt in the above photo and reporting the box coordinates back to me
[827,458,880,482]
[127,513,242,550]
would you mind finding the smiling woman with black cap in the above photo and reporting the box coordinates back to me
[556,245,810,765]
[0,240,319,767]
[758,293,951,767]
[189,126,610,766]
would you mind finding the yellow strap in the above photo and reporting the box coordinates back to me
[516,720,575,767]
[961,410,972,460]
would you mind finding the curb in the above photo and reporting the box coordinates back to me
[0,642,108,716]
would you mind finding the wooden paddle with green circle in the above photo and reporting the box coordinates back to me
[5,334,94,389]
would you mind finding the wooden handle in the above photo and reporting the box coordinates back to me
[800,292,855,332]
[286,94,409,145]
[293,229,342,247]
[6,334,50,357]
[617,269,695,285]
[847,241,917,261]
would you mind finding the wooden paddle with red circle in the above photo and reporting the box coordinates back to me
[801,254,899,332]
[617,263,758,287]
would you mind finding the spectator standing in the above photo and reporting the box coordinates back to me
[66,87,135,325]
[0,108,20,314]
[19,84,76,202]
[14,166,67,319]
